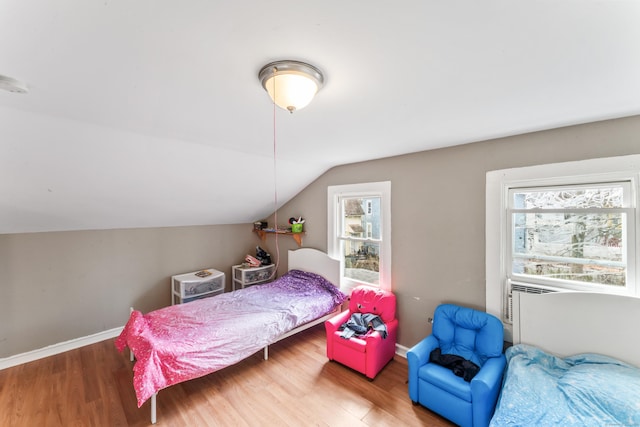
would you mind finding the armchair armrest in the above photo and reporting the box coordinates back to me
[471,354,507,427]
[325,310,352,333]
[324,309,352,360]
[407,335,438,366]
[406,335,439,401]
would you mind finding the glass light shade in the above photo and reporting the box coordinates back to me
[259,61,324,113]
[264,72,318,113]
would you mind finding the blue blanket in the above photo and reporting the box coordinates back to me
[490,344,640,426]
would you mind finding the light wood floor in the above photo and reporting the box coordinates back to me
[0,325,454,426]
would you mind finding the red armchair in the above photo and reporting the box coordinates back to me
[325,285,398,379]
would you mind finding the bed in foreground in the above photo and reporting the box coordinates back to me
[115,248,346,424]
[490,291,640,426]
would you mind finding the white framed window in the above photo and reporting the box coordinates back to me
[328,181,391,292]
[487,155,640,341]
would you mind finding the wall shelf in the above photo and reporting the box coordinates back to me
[254,229,304,246]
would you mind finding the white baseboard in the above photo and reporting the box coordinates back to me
[0,326,123,371]
[2,327,411,370]
[395,343,409,358]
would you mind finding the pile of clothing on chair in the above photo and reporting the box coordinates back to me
[339,312,388,339]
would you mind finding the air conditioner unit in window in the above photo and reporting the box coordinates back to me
[505,280,560,323]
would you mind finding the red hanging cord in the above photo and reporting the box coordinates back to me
[271,67,280,277]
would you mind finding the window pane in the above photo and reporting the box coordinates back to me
[342,240,380,285]
[512,211,626,287]
[513,186,624,209]
[341,197,381,239]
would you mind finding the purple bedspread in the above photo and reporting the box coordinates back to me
[115,269,346,406]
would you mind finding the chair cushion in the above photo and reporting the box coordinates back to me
[432,304,503,367]
[418,363,472,402]
[349,286,396,322]
[332,331,367,352]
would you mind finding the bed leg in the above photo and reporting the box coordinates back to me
[151,393,157,424]
[264,346,269,360]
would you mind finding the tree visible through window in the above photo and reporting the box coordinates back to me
[486,155,640,335]
[509,183,631,288]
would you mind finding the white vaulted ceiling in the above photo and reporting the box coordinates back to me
[1,1,639,233]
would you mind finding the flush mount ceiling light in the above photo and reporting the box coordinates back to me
[0,74,28,94]
[259,60,324,113]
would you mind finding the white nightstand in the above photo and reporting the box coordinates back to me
[232,264,275,290]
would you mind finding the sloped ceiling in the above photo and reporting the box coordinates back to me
[1,1,639,234]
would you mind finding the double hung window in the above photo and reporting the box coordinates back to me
[486,155,640,335]
[328,182,391,291]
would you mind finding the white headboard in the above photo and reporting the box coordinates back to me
[513,291,640,367]
[288,248,340,287]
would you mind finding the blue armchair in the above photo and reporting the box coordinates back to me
[407,304,506,427]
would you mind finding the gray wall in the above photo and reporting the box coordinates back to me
[2,115,639,359]
[0,224,255,358]
[273,115,640,348]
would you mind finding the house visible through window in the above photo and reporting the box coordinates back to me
[328,182,391,291]
[486,155,640,340]
[509,182,632,290]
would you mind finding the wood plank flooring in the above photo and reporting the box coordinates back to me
[0,325,454,426]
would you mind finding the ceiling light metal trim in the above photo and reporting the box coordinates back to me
[259,60,324,113]
[0,74,29,94]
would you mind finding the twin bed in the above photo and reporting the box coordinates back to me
[490,291,640,426]
[116,248,346,424]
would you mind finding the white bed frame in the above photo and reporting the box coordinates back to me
[263,248,341,360]
[138,248,341,424]
[512,291,640,367]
